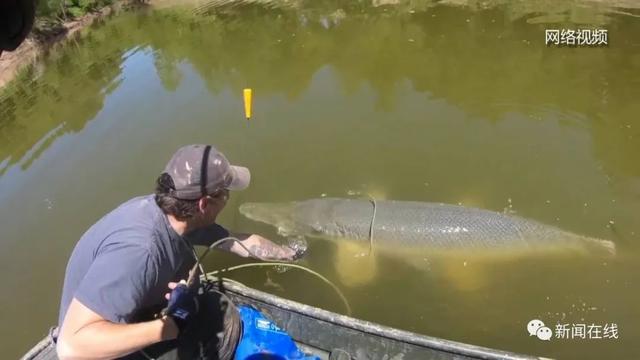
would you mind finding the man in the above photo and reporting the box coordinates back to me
[56,144,298,360]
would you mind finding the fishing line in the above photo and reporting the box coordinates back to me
[189,236,352,315]
[207,263,352,316]
[367,196,377,257]
[188,236,263,286]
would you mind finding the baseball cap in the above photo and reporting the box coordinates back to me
[163,144,251,200]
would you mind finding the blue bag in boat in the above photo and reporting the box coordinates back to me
[234,305,320,360]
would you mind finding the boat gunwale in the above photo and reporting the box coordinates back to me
[220,280,547,360]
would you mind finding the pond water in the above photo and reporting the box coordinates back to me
[1,1,639,358]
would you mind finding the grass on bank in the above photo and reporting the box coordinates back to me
[38,0,116,20]
[32,0,136,40]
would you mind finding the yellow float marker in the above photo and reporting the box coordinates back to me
[243,88,252,120]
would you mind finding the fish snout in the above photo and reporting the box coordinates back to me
[238,201,295,228]
[238,202,265,222]
[238,202,255,216]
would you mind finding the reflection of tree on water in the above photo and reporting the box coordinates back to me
[154,50,183,92]
[0,1,638,178]
[139,3,640,179]
[0,32,124,175]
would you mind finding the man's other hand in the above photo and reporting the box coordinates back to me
[165,281,199,332]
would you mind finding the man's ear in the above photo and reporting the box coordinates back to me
[198,197,209,213]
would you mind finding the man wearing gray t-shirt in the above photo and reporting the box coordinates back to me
[56,144,298,360]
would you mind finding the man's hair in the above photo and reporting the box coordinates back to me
[154,173,200,221]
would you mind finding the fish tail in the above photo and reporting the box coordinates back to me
[584,237,616,256]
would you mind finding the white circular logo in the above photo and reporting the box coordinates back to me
[527,319,552,341]
[536,326,553,341]
[527,319,545,337]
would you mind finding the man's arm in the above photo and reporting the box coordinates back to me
[56,298,178,360]
[56,239,175,359]
[184,224,300,260]
[225,233,297,261]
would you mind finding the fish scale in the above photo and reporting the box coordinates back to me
[240,198,615,255]
[326,199,550,249]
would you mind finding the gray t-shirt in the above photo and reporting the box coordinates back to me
[58,195,229,325]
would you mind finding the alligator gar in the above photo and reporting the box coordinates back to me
[239,198,615,256]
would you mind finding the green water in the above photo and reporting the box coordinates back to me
[1,1,639,358]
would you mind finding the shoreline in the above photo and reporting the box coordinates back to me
[0,3,126,89]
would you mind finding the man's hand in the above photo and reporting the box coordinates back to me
[164,281,199,333]
[227,233,306,261]
[249,239,297,261]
